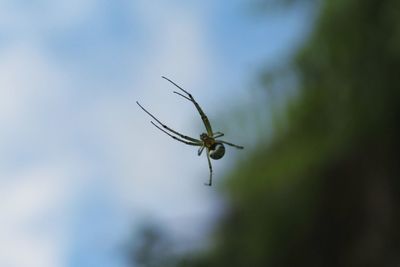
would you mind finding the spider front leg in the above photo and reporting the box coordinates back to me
[151,122,201,146]
[162,76,214,137]
[136,101,201,143]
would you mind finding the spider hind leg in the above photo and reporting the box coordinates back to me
[204,150,213,186]
[219,140,244,149]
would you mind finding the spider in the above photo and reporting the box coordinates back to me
[136,76,244,186]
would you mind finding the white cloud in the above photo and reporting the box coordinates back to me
[134,2,212,80]
[0,44,75,267]
[0,0,97,36]
[0,165,72,267]
[0,44,68,125]
[0,1,228,266]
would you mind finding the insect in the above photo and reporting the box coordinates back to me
[136,76,244,186]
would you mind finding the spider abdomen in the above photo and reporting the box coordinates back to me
[210,143,225,160]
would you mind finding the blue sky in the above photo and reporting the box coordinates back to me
[0,1,311,266]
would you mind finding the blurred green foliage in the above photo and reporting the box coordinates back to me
[131,0,400,266]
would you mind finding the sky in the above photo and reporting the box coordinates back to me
[0,1,311,266]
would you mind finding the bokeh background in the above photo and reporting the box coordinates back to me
[1,0,399,266]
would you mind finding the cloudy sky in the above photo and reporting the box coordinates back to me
[0,1,310,266]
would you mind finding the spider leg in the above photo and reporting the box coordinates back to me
[136,101,201,143]
[198,145,205,156]
[173,91,191,101]
[204,149,213,186]
[213,132,224,138]
[218,140,244,149]
[162,76,214,136]
[151,122,201,146]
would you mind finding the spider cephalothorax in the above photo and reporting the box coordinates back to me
[200,133,215,148]
[137,76,243,186]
